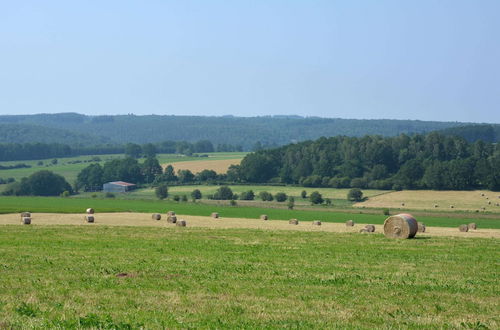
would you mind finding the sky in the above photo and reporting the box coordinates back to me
[0,0,499,123]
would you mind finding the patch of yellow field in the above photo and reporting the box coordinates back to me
[165,158,241,174]
[1,213,499,239]
[355,190,500,212]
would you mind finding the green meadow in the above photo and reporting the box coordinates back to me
[0,225,498,328]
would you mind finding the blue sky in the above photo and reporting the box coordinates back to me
[0,1,499,123]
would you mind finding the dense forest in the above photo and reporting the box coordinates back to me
[438,124,500,143]
[0,140,239,161]
[234,133,500,191]
[0,113,481,149]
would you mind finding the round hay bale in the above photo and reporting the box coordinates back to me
[86,208,95,214]
[459,224,469,232]
[167,211,176,216]
[167,215,177,224]
[211,212,219,219]
[312,220,321,226]
[22,217,31,225]
[364,224,376,233]
[383,213,418,239]
[488,201,491,205]
[85,215,94,223]
[434,204,439,208]
[401,202,405,206]
[450,205,454,209]
[176,219,187,227]
[486,197,489,200]
[152,213,161,220]
[21,212,31,218]
[346,220,355,227]
[289,219,299,225]
[496,203,499,207]
[481,207,486,211]
[468,223,477,230]
[417,221,426,233]
[260,214,268,220]
[481,193,485,196]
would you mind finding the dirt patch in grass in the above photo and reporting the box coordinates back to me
[164,158,242,174]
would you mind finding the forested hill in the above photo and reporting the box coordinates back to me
[236,133,500,191]
[438,124,500,143]
[0,113,471,149]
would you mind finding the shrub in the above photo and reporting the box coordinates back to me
[275,192,288,202]
[155,183,169,200]
[173,195,180,202]
[191,189,202,200]
[240,190,255,200]
[212,186,234,200]
[301,190,307,199]
[310,191,324,205]
[325,198,332,205]
[181,195,188,202]
[383,209,390,215]
[259,191,274,201]
[287,196,295,210]
[230,199,237,206]
[60,190,70,198]
[347,188,363,201]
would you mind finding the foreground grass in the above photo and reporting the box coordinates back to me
[0,226,498,328]
[1,196,499,229]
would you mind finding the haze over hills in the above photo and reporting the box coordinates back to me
[0,113,492,149]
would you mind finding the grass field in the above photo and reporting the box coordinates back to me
[0,152,246,185]
[0,225,498,328]
[356,190,500,213]
[1,196,499,229]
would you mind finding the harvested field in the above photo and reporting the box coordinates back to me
[1,213,499,238]
[355,190,500,212]
[164,158,242,174]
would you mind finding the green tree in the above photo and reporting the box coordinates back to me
[178,170,195,183]
[287,196,295,210]
[155,183,168,200]
[142,157,163,183]
[125,143,142,158]
[301,190,307,199]
[310,191,324,205]
[142,143,157,158]
[275,192,288,202]
[212,186,234,200]
[259,191,274,201]
[191,189,202,200]
[4,170,72,196]
[347,188,363,202]
[239,190,255,200]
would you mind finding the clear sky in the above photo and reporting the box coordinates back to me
[0,1,499,123]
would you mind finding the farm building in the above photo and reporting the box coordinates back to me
[103,181,137,193]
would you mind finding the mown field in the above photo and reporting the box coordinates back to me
[0,225,498,328]
[0,152,245,185]
[1,196,499,229]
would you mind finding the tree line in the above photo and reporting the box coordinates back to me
[0,140,241,162]
[232,133,500,191]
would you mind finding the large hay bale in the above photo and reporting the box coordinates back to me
[22,217,31,225]
[459,224,468,232]
[401,202,405,206]
[346,220,355,226]
[85,215,94,223]
[417,221,426,233]
[21,212,31,218]
[312,220,321,226]
[383,213,418,239]
[468,223,477,230]
[289,219,299,225]
[481,193,485,196]
[167,211,176,216]
[176,219,187,227]
[434,204,439,208]
[167,215,177,223]
[86,208,95,214]
[488,201,491,205]
[211,212,219,219]
[450,205,454,209]
[364,224,376,233]
[260,214,268,220]
[152,213,161,220]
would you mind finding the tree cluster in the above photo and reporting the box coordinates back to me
[233,133,500,191]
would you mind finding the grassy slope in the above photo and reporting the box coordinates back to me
[1,196,499,229]
[0,226,498,328]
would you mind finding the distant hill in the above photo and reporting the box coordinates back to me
[437,124,500,143]
[0,123,111,145]
[0,113,477,148]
